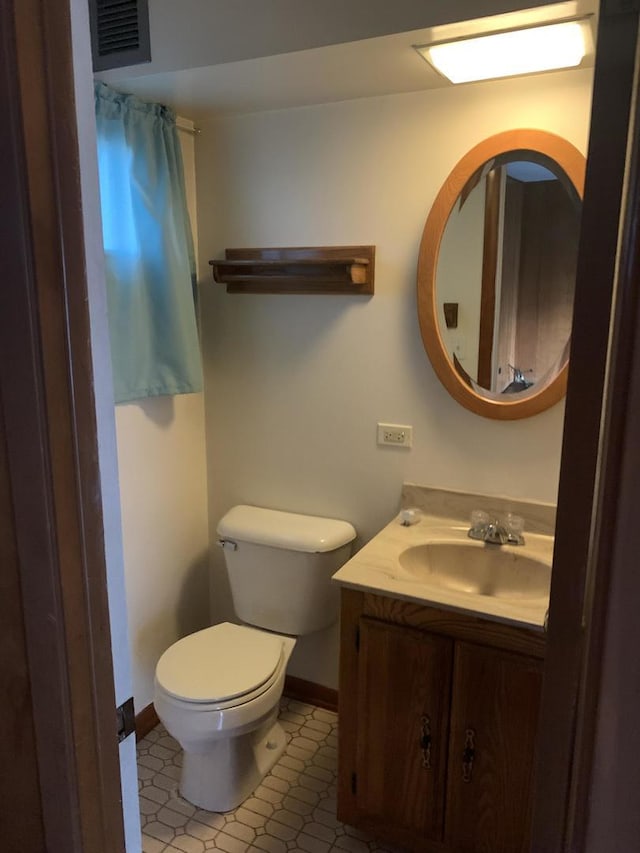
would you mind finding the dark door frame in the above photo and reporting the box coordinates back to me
[0,0,126,850]
[532,3,640,850]
[4,0,640,851]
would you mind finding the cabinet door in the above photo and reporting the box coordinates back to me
[356,617,453,844]
[446,642,543,853]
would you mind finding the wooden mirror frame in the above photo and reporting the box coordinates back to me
[417,129,586,420]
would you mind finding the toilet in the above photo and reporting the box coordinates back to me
[153,504,356,812]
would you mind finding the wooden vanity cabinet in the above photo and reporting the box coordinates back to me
[337,589,545,853]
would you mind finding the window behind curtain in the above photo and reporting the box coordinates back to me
[94,82,202,403]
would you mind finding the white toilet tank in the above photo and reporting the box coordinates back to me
[217,505,356,636]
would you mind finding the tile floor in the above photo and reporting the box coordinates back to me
[137,696,399,853]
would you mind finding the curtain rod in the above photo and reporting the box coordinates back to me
[176,119,201,136]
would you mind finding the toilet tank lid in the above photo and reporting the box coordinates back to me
[217,505,356,553]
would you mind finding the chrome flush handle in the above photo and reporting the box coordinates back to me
[217,538,238,551]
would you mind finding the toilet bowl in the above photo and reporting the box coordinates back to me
[154,505,356,812]
[155,621,296,811]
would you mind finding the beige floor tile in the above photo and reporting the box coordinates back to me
[296,832,331,853]
[153,772,180,793]
[269,808,305,832]
[138,698,391,852]
[279,755,306,774]
[303,719,332,735]
[139,754,165,772]
[150,743,176,761]
[262,774,289,794]
[310,709,337,725]
[223,820,256,844]
[145,820,176,843]
[333,835,370,853]
[139,796,163,816]
[193,810,226,830]
[254,784,285,806]
[214,832,250,853]
[288,737,319,754]
[235,806,269,830]
[156,806,189,829]
[252,835,288,853]
[303,766,334,784]
[172,834,206,853]
[287,701,316,716]
[264,818,297,842]
[165,796,197,818]
[287,787,319,807]
[298,822,335,844]
[286,744,315,762]
[138,765,157,782]
[186,819,220,842]
[298,726,325,743]
[144,785,171,805]
[242,797,274,819]
[142,834,167,853]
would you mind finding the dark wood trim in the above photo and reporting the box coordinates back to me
[567,16,640,850]
[0,394,46,851]
[136,702,160,741]
[477,168,500,389]
[362,593,546,659]
[531,7,640,852]
[284,675,339,713]
[337,588,365,826]
[211,245,375,294]
[0,1,125,850]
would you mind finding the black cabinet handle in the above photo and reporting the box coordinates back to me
[462,728,476,782]
[420,714,432,769]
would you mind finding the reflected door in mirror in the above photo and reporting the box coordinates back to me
[437,156,580,395]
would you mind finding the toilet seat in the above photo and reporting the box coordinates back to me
[155,622,284,707]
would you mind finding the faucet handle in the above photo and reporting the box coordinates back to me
[470,509,490,530]
[468,509,490,541]
[504,513,525,545]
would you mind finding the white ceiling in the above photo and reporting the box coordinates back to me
[104,0,598,120]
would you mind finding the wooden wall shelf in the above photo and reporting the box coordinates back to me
[209,246,375,294]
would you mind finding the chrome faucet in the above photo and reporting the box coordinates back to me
[468,511,525,546]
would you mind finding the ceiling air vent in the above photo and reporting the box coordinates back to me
[89,0,151,72]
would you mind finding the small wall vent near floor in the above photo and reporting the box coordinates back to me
[88,0,151,72]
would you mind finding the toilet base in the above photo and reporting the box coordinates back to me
[180,712,287,812]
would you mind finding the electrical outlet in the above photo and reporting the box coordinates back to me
[377,423,413,448]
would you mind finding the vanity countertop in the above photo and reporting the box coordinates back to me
[333,487,555,632]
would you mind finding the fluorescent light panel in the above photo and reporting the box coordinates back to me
[416,20,588,84]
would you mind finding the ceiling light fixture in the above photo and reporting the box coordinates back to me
[415,19,589,84]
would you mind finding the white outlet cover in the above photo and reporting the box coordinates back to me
[377,423,413,448]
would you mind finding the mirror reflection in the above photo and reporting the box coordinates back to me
[436,151,581,395]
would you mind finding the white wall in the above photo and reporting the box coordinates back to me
[196,67,593,688]
[115,125,209,712]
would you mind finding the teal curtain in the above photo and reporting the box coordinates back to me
[94,82,203,403]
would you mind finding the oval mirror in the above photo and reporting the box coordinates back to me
[417,129,585,419]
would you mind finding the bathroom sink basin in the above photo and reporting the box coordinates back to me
[398,542,551,601]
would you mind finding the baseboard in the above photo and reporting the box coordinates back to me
[135,702,159,741]
[283,675,338,713]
